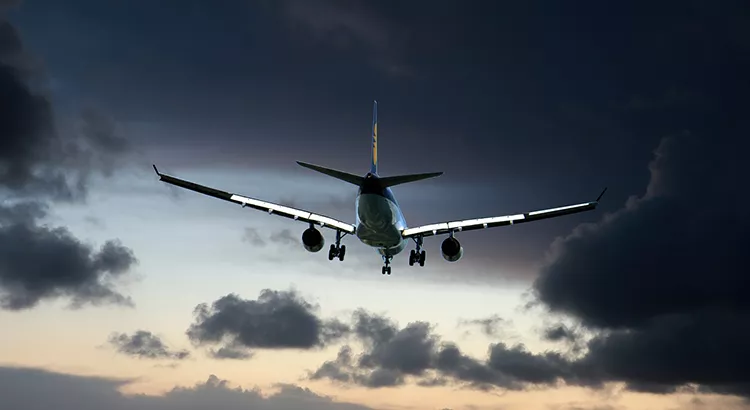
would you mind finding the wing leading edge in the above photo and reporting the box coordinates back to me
[401,188,607,238]
[152,165,355,234]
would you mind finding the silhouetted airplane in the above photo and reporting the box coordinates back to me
[153,101,606,275]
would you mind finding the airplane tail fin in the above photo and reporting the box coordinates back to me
[380,172,443,188]
[296,161,364,186]
[297,102,442,188]
[371,100,378,175]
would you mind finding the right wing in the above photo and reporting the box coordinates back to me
[402,188,607,238]
[153,165,355,234]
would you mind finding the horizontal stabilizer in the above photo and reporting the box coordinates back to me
[296,161,365,186]
[380,172,443,188]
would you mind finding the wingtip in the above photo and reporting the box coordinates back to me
[596,187,608,202]
[152,164,160,176]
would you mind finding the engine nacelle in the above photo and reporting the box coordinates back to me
[301,227,325,253]
[441,237,464,262]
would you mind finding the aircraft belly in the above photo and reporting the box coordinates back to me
[356,194,406,253]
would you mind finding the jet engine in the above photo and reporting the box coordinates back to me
[441,237,463,262]
[302,227,325,252]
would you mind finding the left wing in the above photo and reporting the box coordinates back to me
[153,165,355,234]
[402,188,607,238]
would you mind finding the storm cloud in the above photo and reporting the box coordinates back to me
[108,330,190,360]
[186,290,351,359]
[532,132,750,396]
[0,5,138,310]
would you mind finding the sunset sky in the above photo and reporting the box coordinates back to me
[1,1,749,410]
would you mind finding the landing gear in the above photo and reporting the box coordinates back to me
[328,230,347,261]
[408,236,426,267]
[382,255,392,275]
[409,249,425,266]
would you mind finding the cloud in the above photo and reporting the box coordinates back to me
[241,227,266,246]
[208,344,254,360]
[0,366,374,410]
[108,330,190,360]
[541,323,586,355]
[277,0,413,76]
[458,314,510,337]
[0,0,19,13]
[0,11,138,311]
[269,229,298,246]
[542,324,578,344]
[309,309,577,391]
[241,228,301,248]
[0,201,137,310]
[531,132,750,397]
[186,290,350,359]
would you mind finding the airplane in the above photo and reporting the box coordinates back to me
[153,101,606,275]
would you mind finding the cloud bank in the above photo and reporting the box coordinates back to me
[0,6,138,311]
[0,366,374,410]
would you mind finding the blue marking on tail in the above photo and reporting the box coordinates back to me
[371,100,378,175]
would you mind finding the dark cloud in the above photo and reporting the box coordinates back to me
[310,310,579,391]
[309,300,750,401]
[0,10,137,311]
[0,202,137,310]
[0,366,374,410]
[0,19,131,202]
[186,290,350,358]
[531,132,750,397]
[542,325,577,343]
[458,314,509,337]
[277,0,413,76]
[108,330,190,360]
[542,323,585,355]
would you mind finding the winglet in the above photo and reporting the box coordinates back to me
[152,164,161,176]
[596,187,608,202]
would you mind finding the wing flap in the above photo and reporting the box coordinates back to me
[154,165,355,233]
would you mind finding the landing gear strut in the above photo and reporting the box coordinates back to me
[382,255,392,275]
[327,229,347,261]
[408,236,426,267]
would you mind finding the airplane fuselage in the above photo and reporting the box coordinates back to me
[355,173,408,257]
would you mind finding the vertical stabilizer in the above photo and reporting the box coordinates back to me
[371,100,378,175]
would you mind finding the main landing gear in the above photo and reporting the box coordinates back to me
[328,230,347,262]
[408,236,426,267]
[382,255,392,275]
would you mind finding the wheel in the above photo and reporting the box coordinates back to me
[386,267,391,275]
[328,244,337,260]
[382,266,387,275]
[408,250,415,266]
[338,245,346,261]
[418,250,426,267]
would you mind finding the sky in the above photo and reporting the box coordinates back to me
[1,0,749,409]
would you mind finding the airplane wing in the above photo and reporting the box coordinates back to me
[401,188,607,238]
[152,165,356,234]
